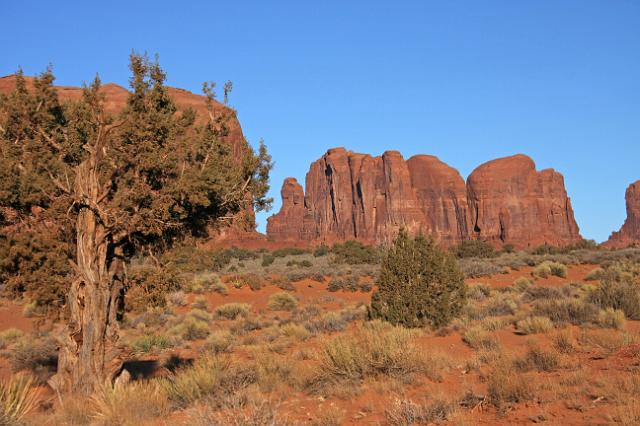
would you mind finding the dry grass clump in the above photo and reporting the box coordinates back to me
[131,334,173,353]
[0,329,24,350]
[169,309,212,340]
[202,330,235,354]
[533,261,567,278]
[597,308,626,329]
[516,316,554,335]
[0,373,40,425]
[278,323,311,341]
[585,267,605,281]
[513,277,533,292]
[214,303,251,320]
[385,397,455,425]
[9,337,57,384]
[552,330,576,354]
[161,354,255,408]
[513,345,559,372]
[187,396,287,426]
[577,329,637,354]
[462,326,499,350]
[467,283,491,301]
[486,362,537,412]
[532,299,598,326]
[89,380,169,426]
[313,321,437,384]
[165,291,187,307]
[267,292,298,311]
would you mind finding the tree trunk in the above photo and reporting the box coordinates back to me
[52,160,124,395]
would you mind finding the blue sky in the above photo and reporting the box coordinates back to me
[2,1,639,242]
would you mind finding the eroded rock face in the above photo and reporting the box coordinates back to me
[605,181,640,248]
[467,154,581,248]
[267,149,582,248]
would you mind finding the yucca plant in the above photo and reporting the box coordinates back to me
[0,373,40,425]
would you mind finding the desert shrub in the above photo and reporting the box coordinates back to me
[533,299,598,326]
[533,261,567,278]
[450,240,497,259]
[228,274,263,291]
[10,338,57,383]
[480,317,509,332]
[90,380,169,425]
[513,277,533,292]
[370,230,466,328]
[0,373,40,425]
[481,293,519,317]
[279,323,311,341]
[487,363,536,412]
[458,258,503,278]
[202,330,234,353]
[314,244,329,257]
[165,291,187,307]
[261,254,275,267]
[588,277,640,320]
[271,276,294,291]
[577,328,637,353]
[331,240,380,265]
[161,246,232,273]
[521,285,563,302]
[467,283,491,301]
[267,292,297,311]
[597,308,626,330]
[516,316,554,335]
[186,273,221,294]
[513,346,559,372]
[131,335,172,353]
[22,301,37,318]
[169,310,211,340]
[186,397,284,426]
[552,330,576,354]
[286,259,313,268]
[315,321,430,383]
[125,265,182,313]
[462,326,499,350]
[585,267,605,281]
[304,307,366,334]
[191,296,210,311]
[0,329,24,350]
[385,397,454,425]
[272,247,309,257]
[161,355,253,407]
[327,275,360,292]
[214,303,251,320]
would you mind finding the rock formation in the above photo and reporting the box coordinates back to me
[605,181,640,248]
[466,154,581,248]
[267,148,582,248]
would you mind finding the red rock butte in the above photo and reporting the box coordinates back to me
[604,180,640,248]
[267,148,582,249]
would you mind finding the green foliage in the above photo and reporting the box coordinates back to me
[369,230,466,328]
[588,270,640,320]
[331,240,380,265]
[131,335,172,353]
[313,244,329,257]
[0,55,273,314]
[125,265,182,313]
[450,240,497,259]
[272,247,309,258]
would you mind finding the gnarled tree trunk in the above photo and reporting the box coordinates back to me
[52,159,124,395]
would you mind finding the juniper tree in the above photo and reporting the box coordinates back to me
[369,229,466,328]
[0,54,272,394]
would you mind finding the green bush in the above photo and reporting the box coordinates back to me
[331,240,380,265]
[369,230,466,328]
[513,277,533,292]
[125,265,182,313]
[313,244,329,257]
[533,299,598,326]
[267,292,298,311]
[272,247,309,258]
[261,254,275,267]
[450,240,497,259]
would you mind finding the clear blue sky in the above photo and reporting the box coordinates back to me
[2,1,639,242]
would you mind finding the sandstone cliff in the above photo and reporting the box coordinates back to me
[267,148,582,248]
[604,181,640,248]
